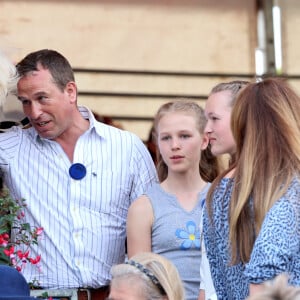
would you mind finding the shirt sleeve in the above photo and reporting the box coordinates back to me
[200,238,218,299]
[129,133,158,202]
[200,199,218,300]
[0,126,21,163]
[244,192,300,283]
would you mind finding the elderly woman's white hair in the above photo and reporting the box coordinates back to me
[0,50,18,107]
[247,274,300,300]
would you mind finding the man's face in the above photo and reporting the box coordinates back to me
[17,67,76,140]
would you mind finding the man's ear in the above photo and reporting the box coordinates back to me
[65,81,77,103]
[201,134,209,150]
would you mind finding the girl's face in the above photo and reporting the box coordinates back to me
[204,90,236,156]
[157,112,207,175]
[108,278,147,300]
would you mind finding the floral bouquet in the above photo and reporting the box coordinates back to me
[0,188,43,273]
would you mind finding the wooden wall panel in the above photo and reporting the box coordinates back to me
[0,0,257,139]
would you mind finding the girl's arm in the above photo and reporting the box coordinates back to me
[198,290,206,300]
[126,195,153,258]
[249,283,264,296]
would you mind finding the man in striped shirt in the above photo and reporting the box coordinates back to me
[0,49,157,299]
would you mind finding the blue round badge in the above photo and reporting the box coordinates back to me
[69,163,87,180]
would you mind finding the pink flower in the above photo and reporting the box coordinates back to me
[17,211,25,220]
[35,227,44,236]
[10,256,17,266]
[0,233,9,247]
[30,255,41,265]
[3,246,14,257]
[16,266,22,272]
[0,194,44,284]
[17,250,30,260]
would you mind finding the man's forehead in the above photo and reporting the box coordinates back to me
[24,67,48,77]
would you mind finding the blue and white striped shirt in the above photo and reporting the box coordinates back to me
[0,106,158,288]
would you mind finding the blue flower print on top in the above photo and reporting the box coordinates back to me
[175,221,201,250]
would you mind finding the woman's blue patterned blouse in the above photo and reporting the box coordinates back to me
[203,177,300,300]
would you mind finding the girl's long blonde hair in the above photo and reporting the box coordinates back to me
[209,77,300,264]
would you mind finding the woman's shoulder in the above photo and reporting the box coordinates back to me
[289,176,300,190]
[216,177,234,192]
[145,183,171,200]
[209,177,234,211]
[277,176,300,206]
[271,176,300,215]
[128,194,153,219]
